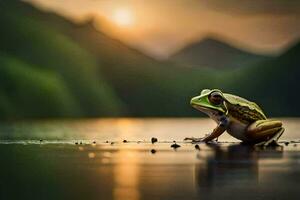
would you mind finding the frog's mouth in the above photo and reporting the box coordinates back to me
[192,104,219,114]
[192,105,220,114]
[193,105,223,122]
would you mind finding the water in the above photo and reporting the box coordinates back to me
[1,118,300,200]
[1,118,300,141]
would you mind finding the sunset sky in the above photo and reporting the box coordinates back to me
[26,0,300,59]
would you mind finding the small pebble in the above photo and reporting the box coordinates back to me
[284,142,289,146]
[171,143,181,149]
[123,140,128,143]
[150,149,156,154]
[195,144,200,150]
[151,137,158,144]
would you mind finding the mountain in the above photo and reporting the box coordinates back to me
[169,38,271,69]
[0,0,210,118]
[0,0,300,119]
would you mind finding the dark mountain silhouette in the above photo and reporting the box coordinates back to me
[169,37,272,69]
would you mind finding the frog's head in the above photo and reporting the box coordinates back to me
[190,89,227,115]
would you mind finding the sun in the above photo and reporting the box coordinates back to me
[111,9,134,27]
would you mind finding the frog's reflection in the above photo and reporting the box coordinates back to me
[195,144,283,190]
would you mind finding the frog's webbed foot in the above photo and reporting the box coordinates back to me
[255,139,280,147]
[184,137,203,144]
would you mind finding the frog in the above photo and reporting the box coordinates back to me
[185,89,284,146]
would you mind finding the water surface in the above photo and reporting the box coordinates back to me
[1,118,300,200]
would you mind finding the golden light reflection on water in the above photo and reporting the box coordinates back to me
[113,149,140,200]
[114,118,142,141]
[78,146,84,151]
[88,152,95,158]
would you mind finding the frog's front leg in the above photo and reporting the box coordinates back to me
[246,119,284,146]
[185,116,229,143]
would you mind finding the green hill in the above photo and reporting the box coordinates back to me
[0,0,124,119]
[169,37,271,69]
[0,53,80,118]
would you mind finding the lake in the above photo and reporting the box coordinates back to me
[1,118,300,200]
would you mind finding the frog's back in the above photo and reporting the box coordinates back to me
[223,93,267,123]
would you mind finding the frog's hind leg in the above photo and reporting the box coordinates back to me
[254,127,284,147]
[246,120,284,146]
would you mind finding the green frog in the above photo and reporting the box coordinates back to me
[185,89,284,146]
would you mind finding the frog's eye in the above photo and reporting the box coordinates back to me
[209,92,223,105]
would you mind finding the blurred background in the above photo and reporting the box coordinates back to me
[1,0,300,119]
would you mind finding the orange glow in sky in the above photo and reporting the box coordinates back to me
[111,9,134,27]
[25,0,300,59]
